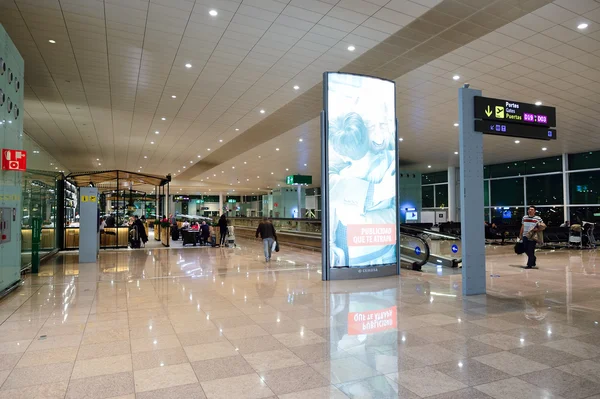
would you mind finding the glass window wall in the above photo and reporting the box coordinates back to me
[569,171,600,204]
[490,178,524,206]
[526,174,563,205]
[422,186,434,208]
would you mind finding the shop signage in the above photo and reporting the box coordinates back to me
[286,175,312,185]
[474,97,556,127]
[1,149,27,171]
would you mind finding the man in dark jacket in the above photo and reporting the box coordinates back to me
[256,217,276,262]
[133,216,148,244]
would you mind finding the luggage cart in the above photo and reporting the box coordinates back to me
[569,225,582,249]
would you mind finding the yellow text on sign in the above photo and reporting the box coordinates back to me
[81,196,89,202]
[495,106,504,118]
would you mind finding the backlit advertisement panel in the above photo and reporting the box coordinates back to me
[322,72,398,279]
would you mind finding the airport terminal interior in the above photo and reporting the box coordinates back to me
[2,0,600,398]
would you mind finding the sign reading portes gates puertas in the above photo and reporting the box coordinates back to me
[474,96,557,141]
[474,97,556,127]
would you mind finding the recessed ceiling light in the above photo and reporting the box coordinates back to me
[542,147,547,151]
[96,158,100,161]
[453,75,460,80]
[285,168,289,171]
[244,161,247,164]
[399,138,403,141]
[535,101,542,106]
[453,123,459,127]
[257,176,260,178]
[207,148,211,151]
[347,45,355,51]
[190,161,193,163]
[209,9,218,16]
[161,117,166,121]
[219,139,223,142]
[150,141,155,144]
[178,170,181,172]
[427,165,431,168]
[304,163,307,166]
[454,151,459,155]
[271,172,274,175]
[299,138,303,142]
[235,128,239,131]
[139,166,142,169]
[276,148,279,151]
[260,109,265,114]
[171,95,176,99]
[578,23,589,30]
[98,163,102,166]
[515,140,520,144]
[185,63,192,68]
[49,39,56,43]
[183,166,186,169]
[293,85,299,90]
[155,131,159,134]
[144,156,147,159]
[232,166,235,169]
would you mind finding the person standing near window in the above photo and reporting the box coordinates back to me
[520,206,544,269]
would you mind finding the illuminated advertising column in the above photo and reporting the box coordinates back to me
[321,72,399,280]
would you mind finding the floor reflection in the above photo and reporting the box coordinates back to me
[0,240,598,398]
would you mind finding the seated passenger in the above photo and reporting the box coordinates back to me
[182,219,190,229]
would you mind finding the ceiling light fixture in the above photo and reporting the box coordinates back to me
[235,128,239,131]
[453,123,459,127]
[49,39,56,43]
[260,109,265,114]
[276,148,279,151]
[578,23,589,30]
[535,101,542,106]
[293,85,299,90]
[150,141,155,144]
[299,138,303,142]
[399,138,403,141]
[232,166,235,169]
[197,155,201,158]
[96,158,100,161]
[161,117,166,121]
[304,163,307,166]
[207,148,211,151]
[219,139,223,142]
[190,161,193,163]
[98,163,102,166]
[427,165,431,168]
[155,131,159,134]
[347,45,355,51]
[209,9,218,16]
[144,156,147,158]
[171,95,176,99]
[185,63,192,68]
[515,140,520,144]
[542,147,547,151]
[453,75,460,80]
[454,151,458,155]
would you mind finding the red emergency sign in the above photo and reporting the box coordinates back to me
[1,149,27,171]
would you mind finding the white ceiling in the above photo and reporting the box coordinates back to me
[2,0,600,193]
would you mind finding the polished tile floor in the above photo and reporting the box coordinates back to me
[0,239,599,398]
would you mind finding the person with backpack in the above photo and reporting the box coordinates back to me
[256,217,276,262]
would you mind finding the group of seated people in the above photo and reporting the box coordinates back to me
[180,220,214,246]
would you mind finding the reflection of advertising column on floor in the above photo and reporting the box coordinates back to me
[348,305,397,335]
[321,72,400,280]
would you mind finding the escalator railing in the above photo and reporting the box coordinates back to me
[399,231,430,271]
[401,225,462,268]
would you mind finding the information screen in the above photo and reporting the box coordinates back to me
[324,72,397,269]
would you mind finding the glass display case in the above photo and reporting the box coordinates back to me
[21,170,60,269]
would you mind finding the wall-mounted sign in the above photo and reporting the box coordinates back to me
[227,199,236,203]
[474,120,556,141]
[174,196,189,202]
[286,175,312,185]
[474,97,556,127]
[1,149,27,171]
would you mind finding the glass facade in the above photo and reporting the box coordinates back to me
[422,151,600,227]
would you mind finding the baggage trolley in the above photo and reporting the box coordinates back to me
[227,226,236,247]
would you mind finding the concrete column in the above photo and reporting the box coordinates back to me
[448,167,456,222]
[562,154,569,222]
[459,86,486,296]
[297,185,302,219]
[218,193,223,216]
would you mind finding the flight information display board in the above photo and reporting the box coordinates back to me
[321,72,399,280]
[474,96,556,127]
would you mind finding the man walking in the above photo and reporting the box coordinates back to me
[256,217,276,262]
[520,206,544,269]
